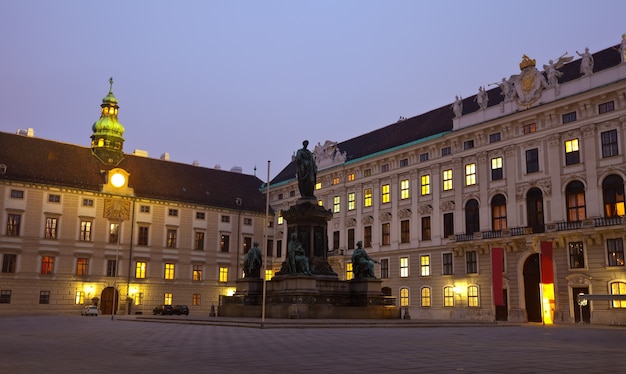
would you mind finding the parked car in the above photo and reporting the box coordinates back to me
[173,305,189,315]
[153,305,174,315]
[81,305,98,316]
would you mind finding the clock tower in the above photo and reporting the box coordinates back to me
[91,77,125,166]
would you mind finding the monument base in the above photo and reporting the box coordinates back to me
[219,275,400,319]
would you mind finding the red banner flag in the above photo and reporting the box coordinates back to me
[540,241,554,284]
[491,247,504,306]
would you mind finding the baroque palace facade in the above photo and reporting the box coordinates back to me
[268,37,626,325]
[0,82,269,316]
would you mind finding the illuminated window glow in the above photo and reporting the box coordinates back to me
[400,179,410,199]
[443,169,453,191]
[219,267,229,283]
[421,287,431,307]
[346,263,353,280]
[421,175,430,195]
[381,184,390,203]
[364,188,372,207]
[164,263,175,280]
[420,255,430,277]
[465,163,476,186]
[400,287,409,307]
[400,257,409,277]
[135,261,147,279]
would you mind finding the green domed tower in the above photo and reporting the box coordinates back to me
[91,77,125,165]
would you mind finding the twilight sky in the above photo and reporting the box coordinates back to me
[2,1,626,179]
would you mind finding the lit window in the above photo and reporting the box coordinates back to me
[265,269,273,281]
[41,256,54,275]
[363,188,372,207]
[607,238,625,267]
[566,181,586,222]
[346,263,353,280]
[465,163,476,186]
[400,257,409,277]
[333,196,340,213]
[442,169,453,191]
[565,139,580,165]
[491,157,503,180]
[220,234,230,253]
[332,177,340,185]
[135,293,144,305]
[468,285,479,307]
[400,179,410,199]
[109,222,119,244]
[75,291,85,305]
[219,267,229,282]
[602,175,625,217]
[421,175,430,195]
[135,261,147,279]
[523,123,536,134]
[79,221,92,241]
[192,294,200,306]
[315,182,321,190]
[45,217,58,239]
[347,173,355,181]
[166,229,177,248]
[348,192,355,211]
[421,287,431,307]
[76,258,89,276]
[610,281,626,308]
[193,265,203,281]
[492,194,507,231]
[569,241,585,269]
[164,293,173,305]
[318,200,323,206]
[443,286,455,307]
[277,211,283,225]
[400,287,409,307]
[381,184,390,204]
[164,263,175,280]
[420,255,430,277]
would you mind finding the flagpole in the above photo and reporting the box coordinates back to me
[261,160,270,327]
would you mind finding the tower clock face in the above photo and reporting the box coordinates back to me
[111,172,126,188]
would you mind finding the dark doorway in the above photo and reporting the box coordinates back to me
[100,287,119,315]
[523,254,541,322]
[527,188,545,233]
[572,287,591,323]
[495,289,508,321]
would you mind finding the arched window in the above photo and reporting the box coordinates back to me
[491,194,507,231]
[602,175,625,217]
[400,287,409,307]
[566,181,586,222]
[465,199,480,235]
[420,287,431,307]
[443,286,455,307]
[609,281,626,308]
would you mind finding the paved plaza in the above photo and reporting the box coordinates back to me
[1,315,624,374]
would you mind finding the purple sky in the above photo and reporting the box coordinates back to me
[3,1,626,179]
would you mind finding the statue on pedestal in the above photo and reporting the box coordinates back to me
[287,233,312,275]
[351,241,379,279]
[243,242,262,278]
[296,140,317,199]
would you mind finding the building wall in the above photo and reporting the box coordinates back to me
[269,63,626,325]
[0,183,269,315]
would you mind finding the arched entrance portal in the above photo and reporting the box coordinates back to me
[523,254,542,322]
[100,287,119,315]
